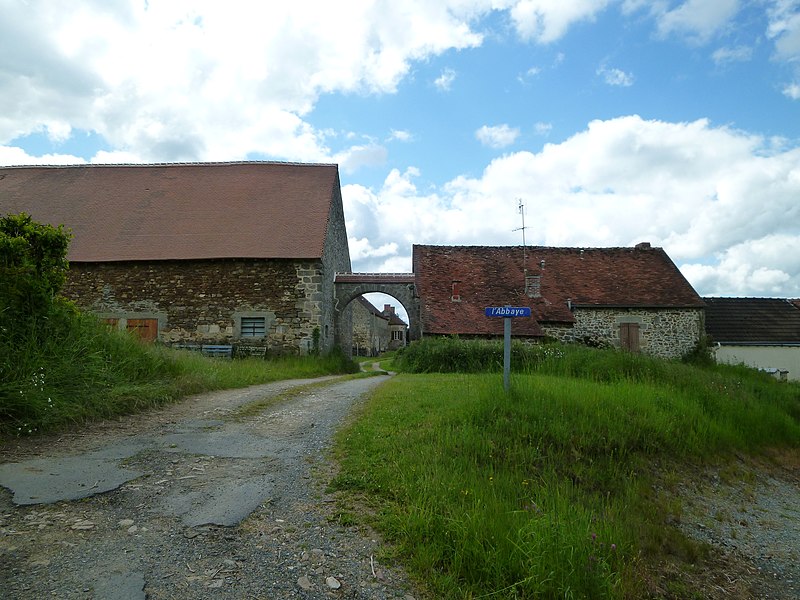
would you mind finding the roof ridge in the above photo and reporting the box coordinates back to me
[0,160,339,170]
[413,243,663,251]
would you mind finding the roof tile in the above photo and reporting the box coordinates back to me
[0,162,339,261]
[704,297,800,343]
[413,244,703,336]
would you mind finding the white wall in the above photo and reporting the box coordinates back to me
[713,345,800,381]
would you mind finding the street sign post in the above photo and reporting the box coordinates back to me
[485,306,531,391]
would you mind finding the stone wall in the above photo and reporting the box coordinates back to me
[540,307,704,359]
[351,302,389,356]
[64,258,328,354]
[320,178,352,353]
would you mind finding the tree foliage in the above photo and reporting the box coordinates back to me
[0,213,72,324]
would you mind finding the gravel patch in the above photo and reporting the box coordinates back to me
[675,455,800,600]
[0,375,421,599]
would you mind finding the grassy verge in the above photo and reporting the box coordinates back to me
[331,345,800,599]
[0,312,358,438]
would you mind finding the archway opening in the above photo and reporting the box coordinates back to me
[349,292,410,357]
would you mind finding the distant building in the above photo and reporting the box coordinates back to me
[0,162,352,355]
[381,304,408,350]
[705,297,800,380]
[351,296,389,356]
[413,243,705,359]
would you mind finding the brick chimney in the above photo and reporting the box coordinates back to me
[383,304,395,315]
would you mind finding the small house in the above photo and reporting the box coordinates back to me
[413,243,705,359]
[704,297,800,380]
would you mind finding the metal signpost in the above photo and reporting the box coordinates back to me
[485,306,532,392]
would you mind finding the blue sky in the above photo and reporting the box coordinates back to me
[2,1,800,319]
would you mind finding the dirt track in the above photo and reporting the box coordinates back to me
[0,375,419,599]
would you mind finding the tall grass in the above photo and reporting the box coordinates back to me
[0,312,357,437]
[333,341,800,598]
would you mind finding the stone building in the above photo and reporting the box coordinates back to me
[381,304,408,350]
[413,243,705,359]
[351,296,390,356]
[0,162,352,355]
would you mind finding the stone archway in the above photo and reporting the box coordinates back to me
[333,273,419,355]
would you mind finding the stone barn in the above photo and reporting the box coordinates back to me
[413,243,705,359]
[0,162,352,355]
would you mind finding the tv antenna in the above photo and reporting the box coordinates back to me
[513,198,528,276]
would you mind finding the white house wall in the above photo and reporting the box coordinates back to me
[713,345,800,381]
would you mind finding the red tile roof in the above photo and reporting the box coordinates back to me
[0,162,340,262]
[355,296,389,320]
[704,297,800,344]
[412,244,703,337]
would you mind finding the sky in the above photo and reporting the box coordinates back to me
[2,0,800,321]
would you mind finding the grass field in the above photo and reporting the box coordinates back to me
[331,340,800,599]
[0,312,358,438]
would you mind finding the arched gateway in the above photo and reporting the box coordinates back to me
[333,273,419,355]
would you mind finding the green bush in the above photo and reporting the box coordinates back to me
[0,212,71,326]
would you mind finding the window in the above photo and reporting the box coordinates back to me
[241,316,266,338]
[619,322,640,352]
[391,330,403,341]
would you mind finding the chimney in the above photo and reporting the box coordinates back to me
[384,304,395,315]
[635,242,651,250]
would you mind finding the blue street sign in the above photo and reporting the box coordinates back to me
[485,306,531,318]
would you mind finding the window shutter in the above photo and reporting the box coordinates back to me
[241,317,266,337]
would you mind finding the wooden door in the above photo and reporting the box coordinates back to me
[619,322,640,352]
[127,318,158,342]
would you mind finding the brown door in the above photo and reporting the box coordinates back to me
[127,318,158,342]
[619,322,640,352]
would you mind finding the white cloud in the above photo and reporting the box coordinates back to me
[784,82,800,98]
[767,0,800,61]
[597,65,635,86]
[343,116,800,297]
[655,0,741,43]
[507,0,613,44]
[388,129,413,142]
[475,124,520,148]
[334,143,388,175]
[534,122,553,135]
[0,146,86,166]
[712,45,753,64]
[0,1,485,162]
[682,235,800,296]
[434,68,457,91]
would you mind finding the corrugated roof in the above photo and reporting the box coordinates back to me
[0,162,340,262]
[704,297,800,344]
[412,244,703,337]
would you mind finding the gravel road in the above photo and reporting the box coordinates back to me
[2,373,798,600]
[0,374,420,600]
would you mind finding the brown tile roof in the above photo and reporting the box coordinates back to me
[381,307,408,327]
[412,244,703,337]
[355,296,389,320]
[0,162,340,262]
[704,297,800,344]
